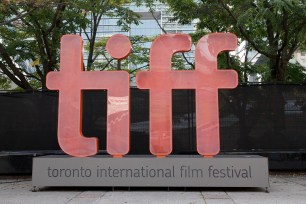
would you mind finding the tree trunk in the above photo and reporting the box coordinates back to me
[277,57,288,81]
[87,40,95,70]
[0,44,34,90]
[269,54,289,82]
[269,56,279,82]
[243,45,249,83]
[41,75,47,90]
[117,60,121,70]
[277,46,290,82]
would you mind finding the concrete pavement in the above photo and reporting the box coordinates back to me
[0,172,306,204]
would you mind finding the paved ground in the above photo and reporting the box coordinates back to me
[0,172,306,204]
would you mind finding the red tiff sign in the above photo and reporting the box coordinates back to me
[46,33,238,158]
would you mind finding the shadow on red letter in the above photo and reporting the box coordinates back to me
[47,34,131,157]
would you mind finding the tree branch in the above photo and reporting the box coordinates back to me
[9,6,34,28]
[47,1,66,33]
[0,61,24,89]
[101,58,114,70]
[129,64,149,73]
[0,8,35,26]
[0,43,33,89]
[34,65,43,79]
[278,9,289,53]
[82,28,91,41]
[149,7,167,34]
[22,69,41,81]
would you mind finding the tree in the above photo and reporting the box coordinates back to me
[136,0,196,70]
[0,0,140,90]
[165,0,306,82]
[77,0,140,71]
[85,0,195,80]
[0,0,86,90]
[84,35,153,81]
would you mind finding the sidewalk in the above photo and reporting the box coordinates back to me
[0,172,306,204]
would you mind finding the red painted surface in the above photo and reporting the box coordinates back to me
[47,35,131,157]
[106,34,131,60]
[137,33,238,157]
[47,33,238,158]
